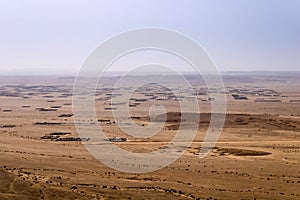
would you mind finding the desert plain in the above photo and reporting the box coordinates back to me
[0,72,300,200]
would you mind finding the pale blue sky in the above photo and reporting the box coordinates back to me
[0,0,299,75]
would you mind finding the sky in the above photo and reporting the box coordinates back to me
[0,0,299,75]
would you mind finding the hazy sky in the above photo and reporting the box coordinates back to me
[0,0,299,75]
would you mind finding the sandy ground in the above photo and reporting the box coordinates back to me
[0,74,300,200]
